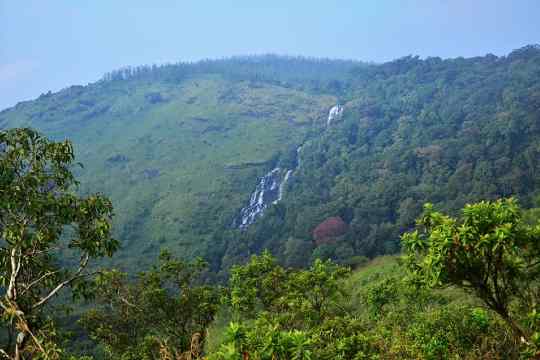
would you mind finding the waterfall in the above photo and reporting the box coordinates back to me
[236,167,283,229]
[274,169,292,204]
[234,104,342,229]
[327,104,344,126]
[232,104,343,229]
[296,145,303,167]
[234,159,295,229]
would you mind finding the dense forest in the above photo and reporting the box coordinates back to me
[1,46,540,358]
[239,45,540,271]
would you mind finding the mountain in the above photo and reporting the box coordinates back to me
[1,48,539,276]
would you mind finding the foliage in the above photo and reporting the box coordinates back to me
[208,322,314,360]
[80,250,221,359]
[209,254,520,359]
[402,198,540,355]
[228,251,349,327]
[0,128,118,359]
[211,252,350,358]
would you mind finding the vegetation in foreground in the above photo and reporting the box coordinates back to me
[1,129,539,359]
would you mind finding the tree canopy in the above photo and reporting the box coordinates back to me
[402,198,540,354]
[0,128,118,359]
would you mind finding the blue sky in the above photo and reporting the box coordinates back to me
[1,0,539,110]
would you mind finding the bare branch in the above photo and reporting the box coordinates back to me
[20,270,61,296]
[119,296,141,310]
[0,348,10,359]
[32,253,89,309]
[6,247,22,301]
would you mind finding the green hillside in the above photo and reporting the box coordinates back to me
[0,58,347,271]
[1,48,540,275]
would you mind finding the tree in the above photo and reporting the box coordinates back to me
[402,198,540,352]
[81,250,221,359]
[228,251,288,319]
[0,128,118,359]
[208,322,313,360]
[219,252,348,359]
[228,251,349,328]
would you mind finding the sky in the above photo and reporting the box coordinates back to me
[1,0,539,111]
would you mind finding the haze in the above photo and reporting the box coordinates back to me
[1,0,539,111]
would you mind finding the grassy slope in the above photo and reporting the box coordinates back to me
[0,73,336,270]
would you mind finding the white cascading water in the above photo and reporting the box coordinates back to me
[274,169,292,204]
[327,104,344,126]
[236,167,281,229]
[296,145,303,167]
[235,166,294,229]
[235,104,342,229]
[234,165,294,229]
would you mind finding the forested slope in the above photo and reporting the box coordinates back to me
[241,45,540,270]
[1,47,540,274]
